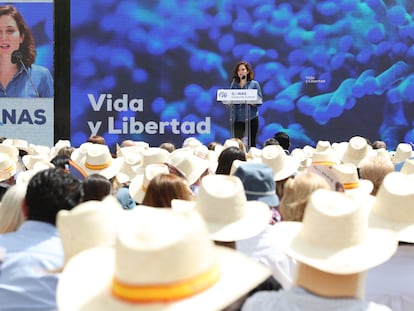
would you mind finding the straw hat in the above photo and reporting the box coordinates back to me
[129,163,170,203]
[261,145,299,181]
[22,154,51,170]
[291,148,312,172]
[232,162,279,207]
[116,151,143,184]
[0,154,17,182]
[368,172,414,243]
[57,196,123,264]
[330,163,374,195]
[15,160,55,184]
[182,137,202,149]
[340,136,373,166]
[172,153,209,186]
[72,144,124,180]
[56,206,271,311]
[0,144,19,161]
[223,139,239,150]
[393,143,414,164]
[174,175,270,242]
[50,139,71,158]
[311,141,340,166]
[2,138,33,154]
[270,189,397,274]
[399,157,414,174]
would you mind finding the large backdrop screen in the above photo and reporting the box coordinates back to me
[70,0,414,151]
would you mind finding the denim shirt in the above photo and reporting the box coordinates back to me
[0,221,63,311]
[0,64,54,98]
[230,79,263,122]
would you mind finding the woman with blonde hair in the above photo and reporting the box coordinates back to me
[0,183,27,233]
[279,172,330,221]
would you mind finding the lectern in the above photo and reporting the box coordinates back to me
[216,89,262,149]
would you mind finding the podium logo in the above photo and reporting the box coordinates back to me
[218,91,228,99]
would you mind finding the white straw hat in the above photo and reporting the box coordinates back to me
[129,163,170,203]
[0,154,17,182]
[56,206,271,311]
[340,136,373,166]
[174,175,270,242]
[330,163,374,195]
[72,144,124,180]
[393,143,414,164]
[270,189,397,274]
[368,172,414,243]
[57,196,123,264]
[261,145,299,181]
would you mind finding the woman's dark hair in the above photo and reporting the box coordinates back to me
[231,60,255,83]
[82,174,112,202]
[215,146,246,175]
[0,5,36,66]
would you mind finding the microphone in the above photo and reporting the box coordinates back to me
[11,50,39,97]
[241,75,246,80]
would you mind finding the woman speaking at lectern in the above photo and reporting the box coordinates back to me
[0,5,53,98]
[229,61,263,148]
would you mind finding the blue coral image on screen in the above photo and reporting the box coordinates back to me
[70,0,414,151]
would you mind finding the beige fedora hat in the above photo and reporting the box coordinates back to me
[15,160,55,184]
[368,172,414,243]
[56,206,271,311]
[173,175,270,242]
[129,163,170,203]
[22,154,51,170]
[73,144,124,180]
[270,189,397,274]
[116,151,143,184]
[0,154,17,182]
[57,196,123,264]
[393,143,414,164]
[50,139,71,158]
[330,163,374,195]
[261,145,300,181]
[340,136,373,166]
[2,138,33,154]
[173,153,209,186]
[0,144,19,161]
[400,157,414,175]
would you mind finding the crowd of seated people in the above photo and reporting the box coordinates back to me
[0,133,412,311]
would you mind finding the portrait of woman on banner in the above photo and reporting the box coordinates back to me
[0,4,53,98]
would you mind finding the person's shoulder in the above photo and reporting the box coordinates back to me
[30,64,52,75]
[241,290,288,311]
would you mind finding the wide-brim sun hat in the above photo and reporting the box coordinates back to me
[57,195,123,264]
[270,189,397,274]
[116,151,143,184]
[173,153,209,186]
[399,157,414,174]
[72,144,124,180]
[330,163,374,196]
[393,142,414,164]
[261,145,300,181]
[0,144,19,162]
[368,171,414,243]
[56,206,271,311]
[0,153,17,182]
[174,174,270,242]
[340,136,374,167]
[129,163,170,203]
